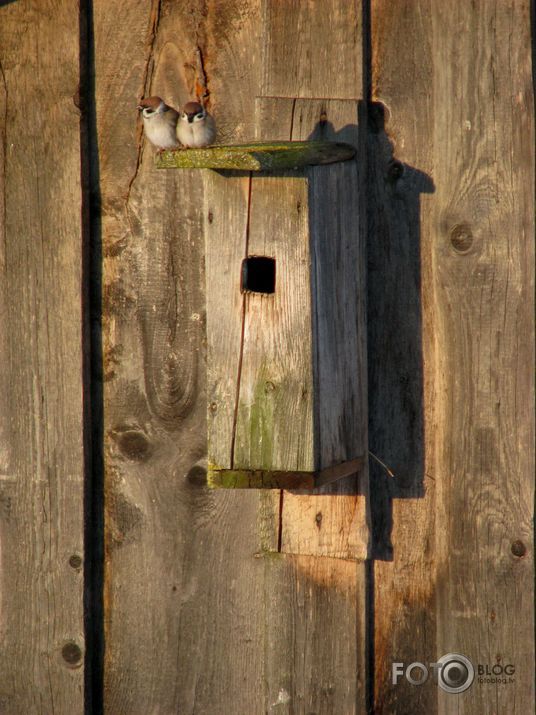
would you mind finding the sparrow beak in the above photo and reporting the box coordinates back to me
[187,115,194,123]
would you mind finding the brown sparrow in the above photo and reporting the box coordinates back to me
[176,101,216,148]
[138,96,179,151]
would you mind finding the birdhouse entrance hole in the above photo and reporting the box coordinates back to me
[241,256,276,294]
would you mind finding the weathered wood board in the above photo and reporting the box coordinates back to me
[0,1,86,712]
[0,0,532,713]
[206,170,316,476]
[252,97,368,560]
[156,141,356,170]
[261,0,362,99]
[369,0,535,712]
[96,0,367,712]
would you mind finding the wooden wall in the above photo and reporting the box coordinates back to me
[0,0,533,713]
[0,1,86,712]
[368,1,535,712]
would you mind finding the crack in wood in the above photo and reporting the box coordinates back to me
[195,46,210,105]
[229,172,253,468]
[277,489,284,551]
[125,0,162,216]
[289,97,297,141]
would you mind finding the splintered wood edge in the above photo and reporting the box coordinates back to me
[208,456,365,490]
[155,141,356,171]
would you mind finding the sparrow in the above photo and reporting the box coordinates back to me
[176,101,216,148]
[137,96,179,151]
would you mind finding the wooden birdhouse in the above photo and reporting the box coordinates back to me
[158,142,367,489]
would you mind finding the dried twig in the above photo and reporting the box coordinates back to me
[368,450,395,478]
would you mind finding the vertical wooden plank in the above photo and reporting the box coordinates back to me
[279,160,368,560]
[370,0,534,712]
[254,97,368,560]
[92,2,209,711]
[367,2,438,711]
[255,3,367,706]
[432,1,534,711]
[262,0,362,99]
[235,173,315,472]
[204,171,250,471]
[0,1,85,712]
[264,555,366,715]
[95,1,269,713]
[309,162,365,471]
[97,1,367,713]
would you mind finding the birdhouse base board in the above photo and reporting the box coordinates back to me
[208,456,365,490]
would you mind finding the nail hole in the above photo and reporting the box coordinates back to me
[241,256,276,294]
[62,641,83,668]
[69,554,82,570]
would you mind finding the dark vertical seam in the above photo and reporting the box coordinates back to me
[80,0,104,712]
[230,172,253,468]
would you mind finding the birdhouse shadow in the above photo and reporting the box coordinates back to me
[297,107,435,561]
[359,101,435,560]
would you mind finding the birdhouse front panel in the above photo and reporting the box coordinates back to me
[204,163,365,489]
[233,175,315,474]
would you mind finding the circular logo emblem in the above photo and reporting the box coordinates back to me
[436,653,475,693]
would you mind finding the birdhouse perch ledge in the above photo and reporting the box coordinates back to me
[155,141,356,171]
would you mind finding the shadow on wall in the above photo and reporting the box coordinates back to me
[306,106,435,562]
[301,109,435,561]
[363,101,435,561]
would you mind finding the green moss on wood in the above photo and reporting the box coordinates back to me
[208,465,316,490]
[208,456,366,490]
[156,141,356,171]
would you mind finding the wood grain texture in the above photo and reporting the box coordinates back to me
[93,2,216,711]
[263,554,366,715]
[309,162,365,469]
[261,0,362,99]
[370,0,534,712]
[235,172,316,472]
[281,160,368,560]
[98,0,368,712]
[209,456,365,490]
[204,171,250,471]
[253,97,369,560]
[0,1,85,711]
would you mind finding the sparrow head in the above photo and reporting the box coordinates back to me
[137,96,165,117]
[182,101,206,124]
